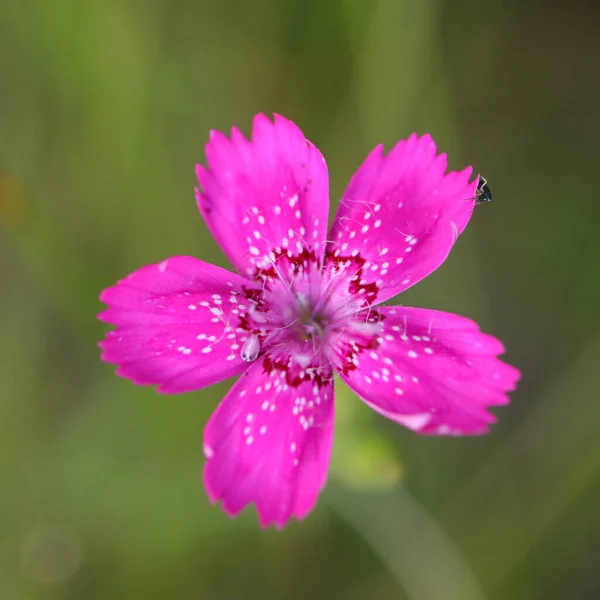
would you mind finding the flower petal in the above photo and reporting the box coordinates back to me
[325,134,478,305]
[333,306,520,436]
[196,113,330,280]
[99,256,259,393]
[203,355,334,528]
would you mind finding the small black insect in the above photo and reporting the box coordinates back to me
[474,176,492,205]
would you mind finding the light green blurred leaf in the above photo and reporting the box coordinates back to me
[332,381,403,491]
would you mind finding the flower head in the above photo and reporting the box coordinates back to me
[99,114,520,527]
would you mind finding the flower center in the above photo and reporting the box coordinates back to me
[239,254,376,366]
[294,294,328,341]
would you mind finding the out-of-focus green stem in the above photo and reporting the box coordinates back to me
[327,480,485,600]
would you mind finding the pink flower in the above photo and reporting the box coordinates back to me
[99,114,520,528]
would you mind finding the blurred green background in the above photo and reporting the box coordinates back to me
[2,0,600,598]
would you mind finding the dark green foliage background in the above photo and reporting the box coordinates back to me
[2,0,600,598]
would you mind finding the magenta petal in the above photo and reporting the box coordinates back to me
[99,256,254,393]
[196,113,330,279]
[337,307,520,436]
[203,356,334,528]
[326,134,478,305]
